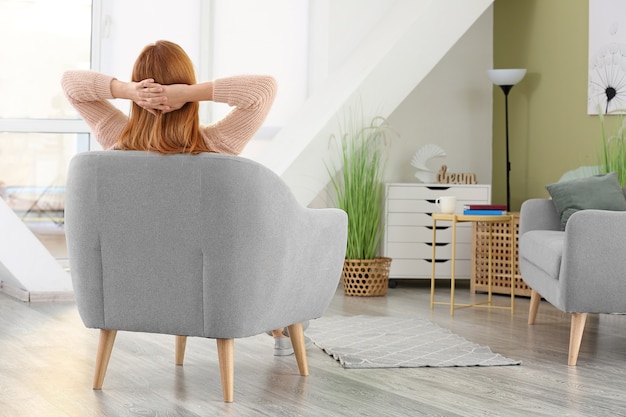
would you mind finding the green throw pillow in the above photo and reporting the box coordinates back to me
[545,171,626,230]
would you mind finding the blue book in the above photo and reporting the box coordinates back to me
[463,209,507,215]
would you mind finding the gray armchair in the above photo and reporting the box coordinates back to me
[65,151,347,402]
[519,198,626,365]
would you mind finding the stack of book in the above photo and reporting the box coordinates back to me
[462,204,508,215]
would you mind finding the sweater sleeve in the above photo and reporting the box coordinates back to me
[201,75,277,155]
[61,70,128,150]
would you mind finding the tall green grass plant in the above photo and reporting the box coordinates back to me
[598,112,626,186]
[327,106,395,260]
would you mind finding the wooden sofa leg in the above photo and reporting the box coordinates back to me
[568,313,588,366]
[528,290,541,325]
[287,322,309,376]
[175,336,187,366]
[216,338,234,403]
[93,329,117,389]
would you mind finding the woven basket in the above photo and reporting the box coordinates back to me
[342,257,391,297]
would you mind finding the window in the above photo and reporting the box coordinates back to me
[0,0,92,230]
[0,0,92,119]
[1,132,88,223]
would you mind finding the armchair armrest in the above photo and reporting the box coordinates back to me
[559,209,626,312]
[519,198,561,235]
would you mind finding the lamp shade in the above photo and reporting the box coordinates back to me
[487,69,527,86]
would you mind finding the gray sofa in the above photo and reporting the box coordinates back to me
[519,197,626,365]
[65,151,348,402]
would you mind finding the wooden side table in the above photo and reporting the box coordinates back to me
[471,213,532,297]
[430,213,515,316]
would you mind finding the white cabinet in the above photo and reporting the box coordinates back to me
[382,183,491,279]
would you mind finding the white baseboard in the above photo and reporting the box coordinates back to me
[0,281,74,302]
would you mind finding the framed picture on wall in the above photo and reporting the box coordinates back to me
[588,0,626,115]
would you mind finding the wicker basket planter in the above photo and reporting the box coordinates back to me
[342,257,392,296]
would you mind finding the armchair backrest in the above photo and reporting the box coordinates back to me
[519,198,561,235]
[65,151,347,339]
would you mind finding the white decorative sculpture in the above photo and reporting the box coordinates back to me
[411,144,447,183]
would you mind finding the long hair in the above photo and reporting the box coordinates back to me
[116,40,213,154]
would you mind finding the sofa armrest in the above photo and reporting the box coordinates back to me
[519,198,561,236]
[559,209,626,312]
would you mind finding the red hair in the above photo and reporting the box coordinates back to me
[116,40,212,154]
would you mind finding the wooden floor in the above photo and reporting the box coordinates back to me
[0,279,625,417]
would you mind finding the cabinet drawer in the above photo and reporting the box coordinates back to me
[387,212,433,226]
[386,225,473,243]
[385,241,472,260]
[387,199,438,213]
[389,259,471,279]
[387,184,490,201]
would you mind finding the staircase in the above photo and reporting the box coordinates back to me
[0,198,72,301]
[253,0,494,206]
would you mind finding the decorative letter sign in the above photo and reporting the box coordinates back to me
[436,165,477,184]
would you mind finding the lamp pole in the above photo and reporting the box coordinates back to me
[500,84,513,212]
[487,69,526,212]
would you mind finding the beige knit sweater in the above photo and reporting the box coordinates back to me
[61,71,277,155]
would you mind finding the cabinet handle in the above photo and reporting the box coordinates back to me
[425,226,450,231]
[426,186,451,191]
[425,242,450,247]
[425,259,449,263]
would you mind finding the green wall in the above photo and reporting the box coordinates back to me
[492,0,616,211]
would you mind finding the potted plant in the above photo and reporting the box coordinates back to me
[327,104,396,296]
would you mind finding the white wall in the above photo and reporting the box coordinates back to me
[317,1,494,188]
[386,6,493,186]
[268,1,494,208]
[327,0,399,72]
[309,4,494,208]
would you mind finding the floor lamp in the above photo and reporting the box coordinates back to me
[487,69,526,212]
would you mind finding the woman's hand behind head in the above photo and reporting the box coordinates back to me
[134,79,171,115]
[157,84,191,113]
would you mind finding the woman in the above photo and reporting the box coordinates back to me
[61,40,276,155]
[62,40,298,356]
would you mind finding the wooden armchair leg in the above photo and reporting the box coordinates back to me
[175,336,187,366]
[287,322,309,376]
[528,289,541,325]
[568,313,588,366]
[93,329,117,390]
[216,338,234,403]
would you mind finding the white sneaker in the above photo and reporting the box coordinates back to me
[273,337,295,356]
[273,335,313,356]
